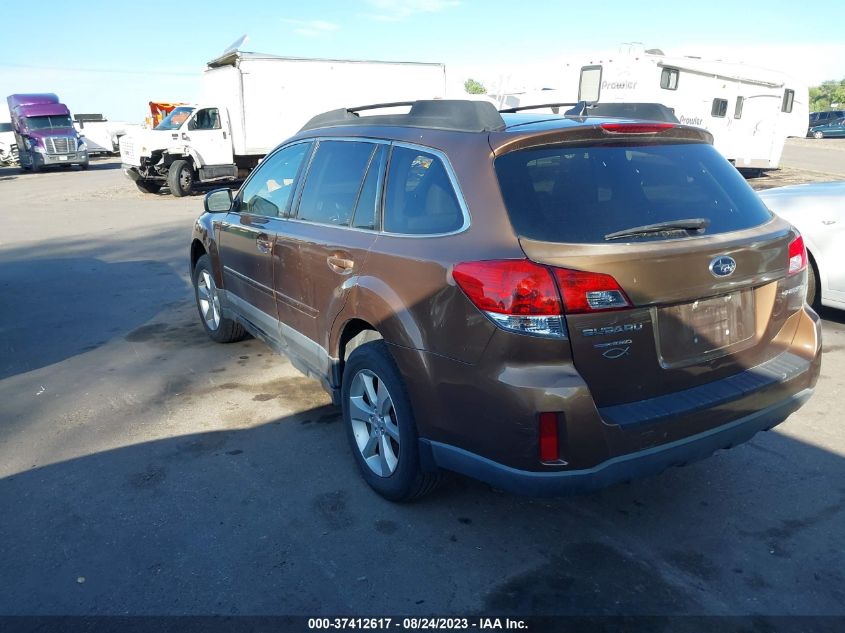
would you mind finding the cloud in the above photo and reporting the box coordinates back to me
[365,0,460,22]
[281,19,340,37]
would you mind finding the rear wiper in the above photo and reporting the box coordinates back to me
[604,218,710,241]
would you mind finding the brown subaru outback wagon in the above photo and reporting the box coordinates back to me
[189,100,821,501]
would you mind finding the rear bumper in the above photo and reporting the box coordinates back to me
[424,387,813,497]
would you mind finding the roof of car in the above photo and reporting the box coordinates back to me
[294,100,714,152]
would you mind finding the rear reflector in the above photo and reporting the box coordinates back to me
[553,268,631,314]
[539,413,559,462]
[600,122,675,134]
[788,234,807,276]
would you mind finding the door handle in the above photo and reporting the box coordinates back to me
[256,233,273,254]
[327,255,355,274]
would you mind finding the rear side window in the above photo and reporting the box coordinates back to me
[782,89,795,113]
[494,143,773,244]
[383,146,464,235]
[297,140,376,226]
[711,99,728,117]
[660,68,679,90]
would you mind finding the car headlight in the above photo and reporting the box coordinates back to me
[77,139,87,152]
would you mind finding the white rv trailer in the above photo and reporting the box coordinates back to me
[574,48,808,169]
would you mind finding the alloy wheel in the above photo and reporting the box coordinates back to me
[348,369,400,477]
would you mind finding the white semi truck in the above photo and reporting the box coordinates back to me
[120,51,447,196]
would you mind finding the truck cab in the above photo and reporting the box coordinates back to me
[6,94,88,171]
[120,104,236,196]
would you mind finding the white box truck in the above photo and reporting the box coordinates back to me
[120,51,447,196]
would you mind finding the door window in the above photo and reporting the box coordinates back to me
[734,96,744,119]
[189,108,221,130]
[351,145,387,230]
[382,146,464,235]
[238,142,311,217]
[782,89,795,113]
[297,140,377,226]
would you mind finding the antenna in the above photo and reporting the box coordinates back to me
[222,34,249,55]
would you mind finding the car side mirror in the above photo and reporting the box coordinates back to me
[204,188,233,214]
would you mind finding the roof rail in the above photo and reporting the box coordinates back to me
[498,101,591,115]
[299,99,507,133]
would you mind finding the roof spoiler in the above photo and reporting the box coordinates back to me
[299,100,507,133]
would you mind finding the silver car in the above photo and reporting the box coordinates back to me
[758,181,845,310]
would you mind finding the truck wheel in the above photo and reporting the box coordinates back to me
[135,180,162,194]
[168,159,194,197]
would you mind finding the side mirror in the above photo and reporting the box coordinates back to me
[204,188,233,214]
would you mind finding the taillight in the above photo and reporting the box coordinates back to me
[788,234,807,276]
[600,122,675,134]
[453,259,632,336]
[452,260,565,337]
[552,268,631,314]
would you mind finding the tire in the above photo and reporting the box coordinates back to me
[342,340,441,501]
[168,159,194,197]
[135,180,162,194]
[813,131,824,139]
[192,254,247,343]
[807,259,820,308]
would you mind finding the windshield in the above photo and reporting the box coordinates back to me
[495,142,773,243]
[155,106,195,130]
[25,115,73,130]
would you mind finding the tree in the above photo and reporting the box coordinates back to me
[464,78,486,95]
[809,79,845,111]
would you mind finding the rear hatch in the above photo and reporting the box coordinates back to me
[493,128,808,407]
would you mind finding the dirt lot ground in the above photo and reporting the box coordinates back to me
[0,155,843,624]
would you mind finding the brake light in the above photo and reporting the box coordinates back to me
[452,260,564,337]
[453,260,632,335]
[539,413,559,462]
[553,268,631,314]
[452,260,561,315]
[788,234,807,276]
[600,122,675,134]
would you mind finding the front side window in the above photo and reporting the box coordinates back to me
[383,146,463,235]
[238,142,311,217]
[189,108,221,131]
[782,89,795,113]
[711,99,728,118]
[296,141,378,226]
[660,68,679,90]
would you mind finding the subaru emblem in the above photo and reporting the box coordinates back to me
[709,255,737,278]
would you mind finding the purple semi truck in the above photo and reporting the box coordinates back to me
[7,93,88,171]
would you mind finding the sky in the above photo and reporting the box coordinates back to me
[2,0,844,122]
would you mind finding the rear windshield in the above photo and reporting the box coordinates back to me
[494,143,773,243]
